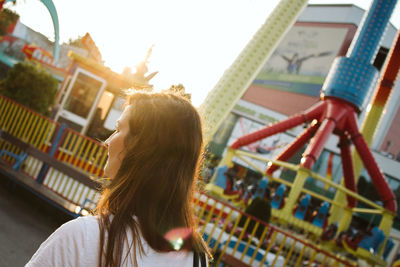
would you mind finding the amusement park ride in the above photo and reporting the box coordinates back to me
[202,0,400,265]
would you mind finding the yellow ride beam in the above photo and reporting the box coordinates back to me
[235,149,387,212]
[200,0,309,142]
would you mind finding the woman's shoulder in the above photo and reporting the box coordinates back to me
[71,214,99,227]
[63,215,101,242]
[25,215,100,266]
[56,215,99,234]
[38,215,100,247]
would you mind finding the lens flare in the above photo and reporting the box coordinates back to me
[164,227,192,251]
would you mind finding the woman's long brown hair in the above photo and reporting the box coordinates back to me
[95,91,211,267]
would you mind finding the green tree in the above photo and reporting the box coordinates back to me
[165,84,191,101]
[0,62,59,116]
[0,8,19,36]
[67,35,84,48]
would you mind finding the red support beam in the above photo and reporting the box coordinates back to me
[339,135,357,208]
[266,123,318,175]
[230,102,326,150]
[347,114,397,213]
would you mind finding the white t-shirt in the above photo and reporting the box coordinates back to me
[25,216,199,267]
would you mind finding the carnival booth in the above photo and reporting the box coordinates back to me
[54,40,157,138]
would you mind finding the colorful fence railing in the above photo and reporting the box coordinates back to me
[0,94,355,266]
[0,95,105,211]
[0,94,58,164]
[41,126,107,210]
[205,148,399,265]
[194,192,355,267]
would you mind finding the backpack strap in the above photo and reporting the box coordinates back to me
[193,251,199,267]
[193,251,207,267]
[200,252,206,267]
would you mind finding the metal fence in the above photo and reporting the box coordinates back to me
[0,95,104,211]
[0,94,355,266]
[195,192,355,266]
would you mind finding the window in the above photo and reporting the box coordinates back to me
[63,72,103,118]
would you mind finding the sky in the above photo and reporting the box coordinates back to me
[5,0,400,107]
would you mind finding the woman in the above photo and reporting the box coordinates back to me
[26,91,211,266]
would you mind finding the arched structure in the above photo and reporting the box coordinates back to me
[1,0,60,61]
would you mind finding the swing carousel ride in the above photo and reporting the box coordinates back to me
[201,0,400,265]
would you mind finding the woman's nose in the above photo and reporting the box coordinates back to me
[104,138,110,148]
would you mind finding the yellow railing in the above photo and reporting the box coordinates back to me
[0,95,57,167]
[0,95,104,210]
[212,149,393,265]
[194,192,355,266]
[42,127,107,209]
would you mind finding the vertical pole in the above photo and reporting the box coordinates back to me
[36,123,67,184]
[281,167,309,218]
[378,212,395,256]
[337,208,353,235]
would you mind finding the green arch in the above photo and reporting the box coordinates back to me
[5,0,60,61]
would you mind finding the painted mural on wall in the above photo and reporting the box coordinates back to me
[225,115,294,175]
[254,23,351,97]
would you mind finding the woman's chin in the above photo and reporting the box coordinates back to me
[104,166,110,178]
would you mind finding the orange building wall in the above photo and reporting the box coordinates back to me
[242,85,320,116]
[380,105,400,159]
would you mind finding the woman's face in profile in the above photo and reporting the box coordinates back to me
[104,105,132,179]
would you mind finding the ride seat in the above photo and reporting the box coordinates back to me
[206,165,238,201]
[214,165,228,189]
[252,177,269,199]
[384,237,394,260]
[271,184,286,209]
[312,201,330,228]
[358,226,385,254]
[294,194,311,220]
